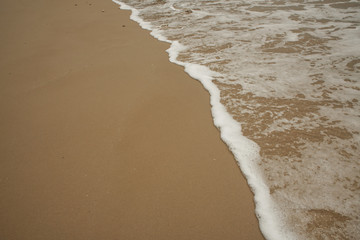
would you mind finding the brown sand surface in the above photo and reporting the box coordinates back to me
[0,0,264,239]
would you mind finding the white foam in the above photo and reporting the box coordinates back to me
[112,0,170,43]
[285,32,299,42]
[170,4,177,11]
[112,1,297,239]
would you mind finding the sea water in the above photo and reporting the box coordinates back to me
[112,1,360,239]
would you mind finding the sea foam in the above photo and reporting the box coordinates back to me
[112,1,360,239]
[112,1,294,239]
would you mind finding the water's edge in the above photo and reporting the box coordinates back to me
[111,1,296,239]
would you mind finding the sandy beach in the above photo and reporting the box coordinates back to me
[0,0,264,239]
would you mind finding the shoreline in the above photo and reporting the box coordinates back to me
[0,0,264,239]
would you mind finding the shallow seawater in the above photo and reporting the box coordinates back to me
[114,1,360,239]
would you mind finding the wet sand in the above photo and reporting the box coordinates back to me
[0,0,264,239]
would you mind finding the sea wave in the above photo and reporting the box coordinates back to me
[113,1,360,239]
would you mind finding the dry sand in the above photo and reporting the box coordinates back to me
[0,0,264,239]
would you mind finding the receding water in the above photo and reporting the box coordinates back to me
[114,1,360,239]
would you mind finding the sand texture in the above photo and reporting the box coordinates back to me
[0,0,264,239]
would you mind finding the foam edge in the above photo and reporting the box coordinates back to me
[112,1,297,239]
